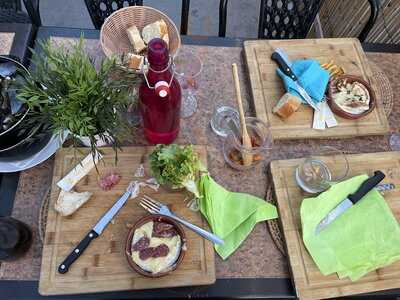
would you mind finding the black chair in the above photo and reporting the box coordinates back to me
[0,0,41,26]
[84,0,191,35]
[219,0,379,42]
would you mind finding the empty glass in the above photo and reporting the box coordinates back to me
[173,49,203,118]
[210,106,240,138]
[295,146,349,193]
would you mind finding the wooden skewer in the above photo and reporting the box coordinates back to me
[231,63,253,166]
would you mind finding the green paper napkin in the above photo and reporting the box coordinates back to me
[301,174,400,281]
[198,174,278,259]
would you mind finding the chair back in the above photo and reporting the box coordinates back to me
[84,0,143,30]
[258,0,324,39]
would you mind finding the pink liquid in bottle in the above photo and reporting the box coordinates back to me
[139,38,181,144]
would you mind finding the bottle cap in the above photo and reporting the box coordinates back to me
[155,81,170,98]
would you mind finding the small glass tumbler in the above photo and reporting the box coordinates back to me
[210,106,239,138]
[223,117,273,170]
[295,146,349,194]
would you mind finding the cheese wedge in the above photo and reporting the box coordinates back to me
[57,151,102,192]
[54,190,93,216]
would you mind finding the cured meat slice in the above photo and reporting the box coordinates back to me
[152,222,177,238]
[152,244,169,258]
[99,172,121,190]
[132,236,150,252]
[139,247,154,260]
[138,244,170,260]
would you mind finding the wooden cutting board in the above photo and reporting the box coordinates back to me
[39,146,215,295]
[270,152,400,299]
[244,38,389,140]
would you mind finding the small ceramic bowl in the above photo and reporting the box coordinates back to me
[327,74,376,119]
[125,214,186,278]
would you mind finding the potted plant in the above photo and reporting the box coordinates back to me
[16,37,141,158]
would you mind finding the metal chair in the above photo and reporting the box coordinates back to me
[218,0,379,42]
[84,0,191,35]
[0,0,41,26]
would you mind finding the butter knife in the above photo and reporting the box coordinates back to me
[58,188,132,274]
[315,171,385,235]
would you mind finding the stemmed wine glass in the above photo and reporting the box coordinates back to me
[173,49,203,118]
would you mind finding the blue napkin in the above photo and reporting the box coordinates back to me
[276,59,330,105]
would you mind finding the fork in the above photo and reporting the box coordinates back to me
[140,195,224,245]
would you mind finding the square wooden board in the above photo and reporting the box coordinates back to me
[39,146,215,295]
[270,152,400,299]
[244,38,389,140]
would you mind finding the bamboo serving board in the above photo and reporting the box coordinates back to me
[244,38,389,140]
[39,146,215,295]
[270,152,400,299]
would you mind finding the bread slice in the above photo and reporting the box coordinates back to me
[54,190,93,217]
[273,93,302,119]
[142,19,169,46]
[126,25,146,53]
[127,53,144,70]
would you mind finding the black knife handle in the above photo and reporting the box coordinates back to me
[58,230,99,274]
[348,171,385,204]
[271,52,298,81]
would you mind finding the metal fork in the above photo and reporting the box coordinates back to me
[139,195,224,245]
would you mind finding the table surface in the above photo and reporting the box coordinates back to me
[1,25,400,300]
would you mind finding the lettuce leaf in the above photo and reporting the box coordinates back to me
[149,144,203,197]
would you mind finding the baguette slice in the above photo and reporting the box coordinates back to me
[273,93,302,119]
[126,25,146,53]
[54,190,93,217]
[127,53,144,70]
[142,19,169,46]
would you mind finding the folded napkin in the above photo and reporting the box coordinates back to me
[277,59,330,105]
[301,174,400,281]
[198,174,278,259]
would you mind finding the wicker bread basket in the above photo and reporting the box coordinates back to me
[100,6,181,58]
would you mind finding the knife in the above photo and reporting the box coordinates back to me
[271,49,319,111]
[315,171,385,235]
[58,188,132,274]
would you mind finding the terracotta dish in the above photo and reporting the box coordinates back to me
[125,214,186,278]
[327,74,376,119]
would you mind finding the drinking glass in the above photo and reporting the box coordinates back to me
[173,49,203,118]
[389,132,400,151]
[295,146,349,194]
[210,106,240,138]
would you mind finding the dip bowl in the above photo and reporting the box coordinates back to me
[327,74,376,120]
[125,214,186,278]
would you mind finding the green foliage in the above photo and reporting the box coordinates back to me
[149,144,203,197]
[16,36,141,157]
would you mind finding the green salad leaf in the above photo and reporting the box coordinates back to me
[149,144,203,198]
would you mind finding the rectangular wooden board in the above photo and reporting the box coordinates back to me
[39,146,215,295]
[270,152,400,299]
[244,38,389,140]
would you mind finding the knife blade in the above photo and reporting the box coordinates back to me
[315,171,385,235]
[58,189,132,274]
[271,50,319,111]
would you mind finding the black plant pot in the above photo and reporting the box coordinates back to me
[0,55,31,153]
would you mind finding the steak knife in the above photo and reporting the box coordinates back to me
[315,171,385,235]
[58,189,132,274]
[271,49,319,111]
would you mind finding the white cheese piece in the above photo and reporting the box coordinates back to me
[57,151,102,191]
[54,190,93,216]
